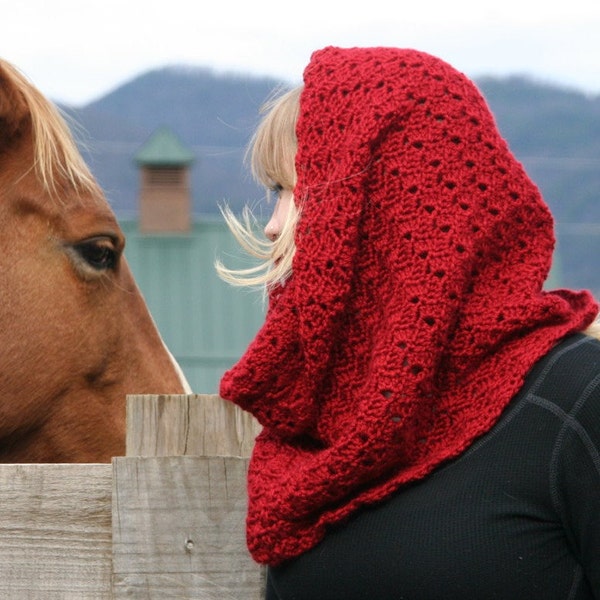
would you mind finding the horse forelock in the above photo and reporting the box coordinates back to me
[1,59,99,201]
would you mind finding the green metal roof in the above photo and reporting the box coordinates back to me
[134,126,196,167]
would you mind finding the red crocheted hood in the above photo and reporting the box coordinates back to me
[220,46,597,565]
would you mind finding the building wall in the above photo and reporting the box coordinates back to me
[119,218,266,394]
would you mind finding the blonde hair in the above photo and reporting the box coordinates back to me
[1,59,98,198]
[215,86,303,289]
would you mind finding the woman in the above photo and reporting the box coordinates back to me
[216,46,600,599]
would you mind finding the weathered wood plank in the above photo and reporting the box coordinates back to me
[0,463,113,600]
[112,455,263,599]
[126,394,261,458]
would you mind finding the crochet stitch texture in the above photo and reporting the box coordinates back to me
[220,46,598,565]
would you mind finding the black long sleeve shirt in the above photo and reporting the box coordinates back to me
[267,333,600,599]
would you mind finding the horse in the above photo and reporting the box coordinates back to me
[0,59,191,463]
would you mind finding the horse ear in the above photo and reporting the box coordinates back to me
[0,60,31,150]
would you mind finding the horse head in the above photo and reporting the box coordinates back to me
[0,60,191,462]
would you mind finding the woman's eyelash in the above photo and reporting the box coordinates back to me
[269,183,284,193]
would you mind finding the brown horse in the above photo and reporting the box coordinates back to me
[0,59,191,463]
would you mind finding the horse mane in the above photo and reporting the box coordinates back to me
[2,60,98,198]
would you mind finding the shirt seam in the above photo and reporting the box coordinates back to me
[453,334,593,463]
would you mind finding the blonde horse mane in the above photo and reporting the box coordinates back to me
[2,60,98,197]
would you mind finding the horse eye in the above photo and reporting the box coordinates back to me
[73,237,118,271]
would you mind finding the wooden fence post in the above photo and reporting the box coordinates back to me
[112,394,264,599]
[125,393,261,458]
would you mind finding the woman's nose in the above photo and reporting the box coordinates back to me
[264,214,280,241]
[264,190,293,241]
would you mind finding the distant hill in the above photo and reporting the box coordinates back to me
[61,67,600,295]
[63,66,286,216]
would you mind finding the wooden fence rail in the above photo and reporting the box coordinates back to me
[0,394,264,599]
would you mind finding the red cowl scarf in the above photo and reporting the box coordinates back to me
[220,46,598,565]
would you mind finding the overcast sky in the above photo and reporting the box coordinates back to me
[3,0,600,106]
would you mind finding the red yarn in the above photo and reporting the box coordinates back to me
[220,46,598,565]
